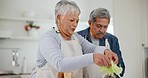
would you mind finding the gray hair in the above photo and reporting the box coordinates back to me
[89,8,110,23]
[55,0,81,24]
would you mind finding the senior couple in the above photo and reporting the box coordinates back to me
[31,0,125,78]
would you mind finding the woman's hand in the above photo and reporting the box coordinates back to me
[93,53,111,67]
[104,49,118,64]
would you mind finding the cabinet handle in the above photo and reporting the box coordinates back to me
[142,44,145,47]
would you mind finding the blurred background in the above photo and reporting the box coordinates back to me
[0,0,147,78]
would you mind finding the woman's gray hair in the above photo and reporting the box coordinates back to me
[55,0,81,24]
[89,8,110,23]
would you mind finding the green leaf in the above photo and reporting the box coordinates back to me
[99,61,122,77]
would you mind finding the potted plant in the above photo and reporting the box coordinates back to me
[24,21,40,37]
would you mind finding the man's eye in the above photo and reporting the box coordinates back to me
[104,26,108,28]
[97,25,102,28]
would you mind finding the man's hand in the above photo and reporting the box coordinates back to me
[104,49,118,64]
[93,53,111,67]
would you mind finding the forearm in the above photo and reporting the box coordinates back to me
[40,42,94,71]
[55,53,93,71]
[94,46,108,54]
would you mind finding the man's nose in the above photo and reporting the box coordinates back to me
[99,26,104,31]
[99,27,105,32]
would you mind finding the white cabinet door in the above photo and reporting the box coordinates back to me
[20,75,30,78]
[144,0,148,47]
[142,0,148,47]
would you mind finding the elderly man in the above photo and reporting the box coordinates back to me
[78,8,125,78]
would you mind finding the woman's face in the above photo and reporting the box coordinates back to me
[58,12,79,39]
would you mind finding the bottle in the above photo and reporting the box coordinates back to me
[22,57,27,73]
[58,72,64,78]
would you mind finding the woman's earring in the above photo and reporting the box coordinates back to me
[57,23,60,26]
[57,21,60,26]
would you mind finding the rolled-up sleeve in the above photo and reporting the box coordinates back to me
[75,33,107,54]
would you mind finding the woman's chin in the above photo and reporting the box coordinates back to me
[70,31,74,34]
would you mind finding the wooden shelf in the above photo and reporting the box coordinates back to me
[11,36,39,40]
[0,16,51,22]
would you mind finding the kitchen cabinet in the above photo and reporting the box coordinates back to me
[0,75,30,78]
[143,14,148,47]
[144,26,148,47]
[142,0,148,48]
[20,75,30,78]
[142,0,148,78]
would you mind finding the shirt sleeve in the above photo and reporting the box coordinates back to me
[38,30,94,72]
[111,37,125,77]
[74,33,107,54]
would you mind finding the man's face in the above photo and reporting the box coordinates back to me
[89,17,109,39]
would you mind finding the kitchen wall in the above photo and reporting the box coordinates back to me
[0,0,147,78]
[0,0,113,74]
[113,0,147,78]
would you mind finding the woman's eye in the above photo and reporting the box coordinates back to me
[70,20,74,22]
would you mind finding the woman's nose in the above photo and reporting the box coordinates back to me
[73,21,78,27]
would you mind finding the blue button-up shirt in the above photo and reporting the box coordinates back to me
[77,27,125,78]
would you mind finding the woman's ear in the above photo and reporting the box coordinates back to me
[57,15,61,26]
[88,20,92,26]
[57,15,61,21]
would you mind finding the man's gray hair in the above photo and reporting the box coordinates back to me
[55,0,81,24]
[89,8,110,23]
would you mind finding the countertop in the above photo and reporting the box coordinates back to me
[0,73,30,78]
[0,75,21,78]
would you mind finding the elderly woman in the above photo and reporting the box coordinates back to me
[31,0,118,78]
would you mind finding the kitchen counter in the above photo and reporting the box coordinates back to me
[0,70,30,78]
[0,75,30,78]
[0,75,21,78]
[0,73,30,78]
[20,75,30,78]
